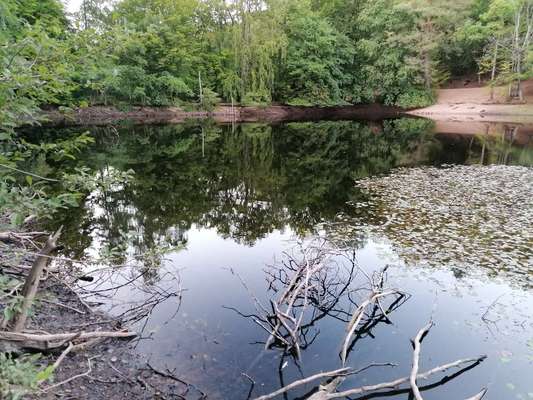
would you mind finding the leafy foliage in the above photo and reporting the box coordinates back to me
[0,353,53,400]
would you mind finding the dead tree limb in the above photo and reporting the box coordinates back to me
[329,356,486,399]
[0,231,47,243]
[410,322,434,400]
[251,367,350,400]
[0,330,137,350]
[252,356,486,400]
[465,388,488,400]
[11,227,62,332]
[341,290,398,365]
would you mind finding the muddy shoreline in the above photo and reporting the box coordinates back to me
[0,227,202,400]
[41,104,403,127]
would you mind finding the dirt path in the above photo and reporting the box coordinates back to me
[408,80,533,123]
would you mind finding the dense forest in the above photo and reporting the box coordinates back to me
[1,0,533,117]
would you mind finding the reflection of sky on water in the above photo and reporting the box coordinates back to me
[117,226,532,400]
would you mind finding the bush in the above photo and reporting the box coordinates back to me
[242,90,271,106]
[394,88,435,109]
[0,353,53,400]
[200,88,221,112]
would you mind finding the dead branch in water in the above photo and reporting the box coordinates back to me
[228,240,406,362]
[410,322,434,400]
[340,288,400,365]
[326,355,487,399]
[252,351,486,400]
[465,388,488,400]
[251,367,351,400]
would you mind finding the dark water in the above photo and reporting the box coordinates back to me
[44,119,532,399]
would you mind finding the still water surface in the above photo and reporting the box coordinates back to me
[50,119,532,399]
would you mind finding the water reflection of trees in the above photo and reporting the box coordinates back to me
[435,122,533,166]
[53,118,440,260]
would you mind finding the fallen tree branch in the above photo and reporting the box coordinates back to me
[410,322,434,400]
[0,330,137,350]
[0,231,47,243]
[252,356,486,400]
[341,290,398,365]
[329,356,487,399]
[252,368,350,400]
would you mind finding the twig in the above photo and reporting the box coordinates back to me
[41,357,96,392]
[251,367,350,400]
[146,361,207,398]
[242,372,256,400]
[108,361,136,384]
[52,342,74,370]
[40,298,85,314]
[465,388,488,400]
[0,163,59,182]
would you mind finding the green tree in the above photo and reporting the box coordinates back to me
[277,9,355,105]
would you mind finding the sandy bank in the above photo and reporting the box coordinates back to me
[408,81,533,123]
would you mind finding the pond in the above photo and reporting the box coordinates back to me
[44,118,532,399]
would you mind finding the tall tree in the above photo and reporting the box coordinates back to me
[394,0,471,88]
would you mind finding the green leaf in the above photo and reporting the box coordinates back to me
[36,365,55,382]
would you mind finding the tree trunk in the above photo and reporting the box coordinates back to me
[423,51,431,89]
[490,41,499,101]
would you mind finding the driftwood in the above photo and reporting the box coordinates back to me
[0,330,137,351]
[327,355,487,399]
[251,368,350,400]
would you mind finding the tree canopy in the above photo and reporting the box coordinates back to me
[2,0,531,112]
